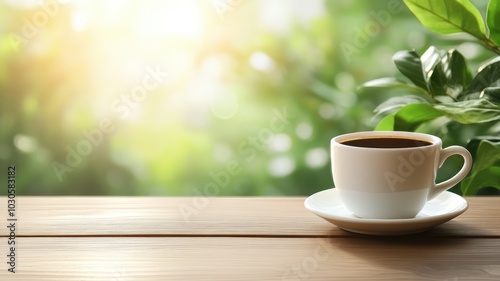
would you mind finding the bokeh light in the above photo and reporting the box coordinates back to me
[0,0,493,196]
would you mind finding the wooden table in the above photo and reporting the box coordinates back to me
[1,196,500,280]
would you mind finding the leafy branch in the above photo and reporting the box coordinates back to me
[360,0,500,196]
[404,0,500,55]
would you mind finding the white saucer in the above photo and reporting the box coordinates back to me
[304,188,468,235]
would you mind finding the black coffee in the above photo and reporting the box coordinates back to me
[341,137,432,149]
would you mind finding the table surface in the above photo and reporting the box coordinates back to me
[1,195,500,280]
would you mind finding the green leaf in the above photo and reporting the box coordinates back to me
[392,103,443,131]
[375,113,396,131]
[392,51,428,90]
[377,99,500,131]
[421,46,442,78]
[444,49,472,97]
[478,56,500,73]
[421,46,447,97]
[469,141,500,170]
[464,56,500,96]
[393,47,471,100]
[403,0,487,40]
[480,86,500,103]
[433,99,500,123]
[461,140,500,195]
[461,167,500,195]
[361,77,429,95]
[487,0,500,46]
[429,61,448,98]
[374,95,427,117]
[466,136,500,159]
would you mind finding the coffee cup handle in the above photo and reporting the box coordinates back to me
[428,146,473,200]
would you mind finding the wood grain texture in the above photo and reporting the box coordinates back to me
[1,196,499,237]
[1,197,500,280]
[1,237,500,281]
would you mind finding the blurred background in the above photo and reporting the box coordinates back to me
[0,0,494,196]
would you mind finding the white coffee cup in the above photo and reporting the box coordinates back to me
[331,131,472,219]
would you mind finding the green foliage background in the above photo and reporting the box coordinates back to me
[0,0,497,196]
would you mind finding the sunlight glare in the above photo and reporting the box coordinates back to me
[135,2,203,40]
[71,11,89,31]
[305,147,328,168]
[268,156,295,177]
[249,51,275,72]
[165,2,203,39]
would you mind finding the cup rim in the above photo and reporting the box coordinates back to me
[331,131,441,150]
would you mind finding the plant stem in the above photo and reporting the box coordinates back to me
[444,93,459,102]
[481,37,500,56]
